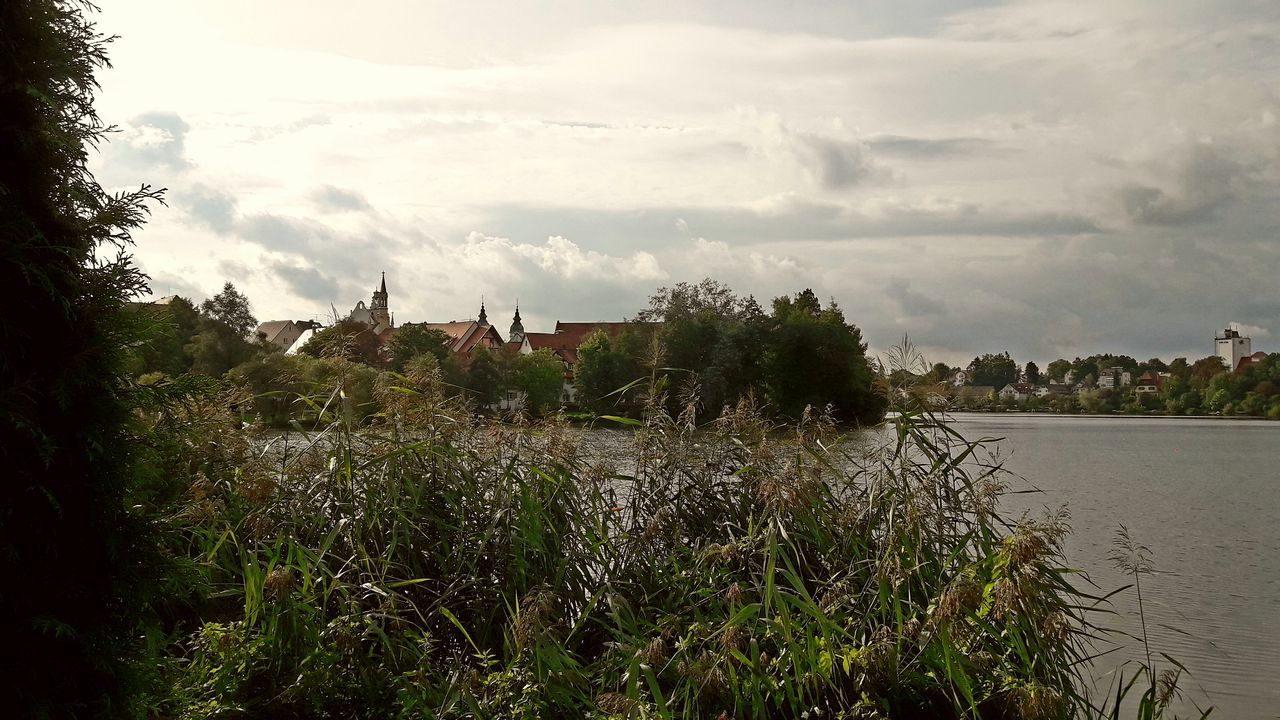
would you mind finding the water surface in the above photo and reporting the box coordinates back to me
[946,413,1280,718]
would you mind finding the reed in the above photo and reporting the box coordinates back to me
[143,356,1207,718]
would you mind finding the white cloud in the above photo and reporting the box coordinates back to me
[90,0,1280,363]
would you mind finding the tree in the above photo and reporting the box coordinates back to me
[1025,361,1041,385]
[187,314,258,376]
[574,329,642,414]
[1046,359,1071,383]
[968,352,1020,389]
[1070,357,1101,385]
[764,289,885,424]
[464,346,504,407]
[202,281,257,338]
[514,349,566,415]
[124,295,201,376]
[386,323,451,372]
[637,277,742,323]
[1188,355,1226,389]
[0,1,167,712]
[927,362,956,384]
[299,318,383,366]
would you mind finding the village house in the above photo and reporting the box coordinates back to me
[998,382,1036,402]
[1134,371,1168,395]
[953,385,996,402]
[1096,366,1132,390]
[252,319,320,353]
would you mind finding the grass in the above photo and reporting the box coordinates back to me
[138,356,1210,719]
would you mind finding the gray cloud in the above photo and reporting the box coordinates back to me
[794,133,878,188]
[866,134,1005,159]
[1119,143,1249,226]
[271,262,340,302]
[885,277,945,317]
[310,185,372,213]
[477,200,1101,254]
[118,111,192,170]
[237,214,330,255]
[178,184,238,233]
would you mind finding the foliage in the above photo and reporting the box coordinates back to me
[465,345,505,407]
[124,295,202,376]
[763,289,884,424]
[386,322,451,372]
[1025,361,1041,384]
[202,281,258,338]
[513,348,566,415]
[188,313,260,376]
[1047,359,1071,383]
[0,0,168,712]
[300,317,385,366]
[144,356,1201,719]
[574,329,644,414]
[967,352,1020,389]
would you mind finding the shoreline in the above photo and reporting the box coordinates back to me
[933,410,1278,423]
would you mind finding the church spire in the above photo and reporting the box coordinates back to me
[509,300,525,344]
[478,296,487,324]
[379,271,387,295]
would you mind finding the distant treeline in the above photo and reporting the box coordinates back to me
[919,350,1280,418]
[126,278,886,426]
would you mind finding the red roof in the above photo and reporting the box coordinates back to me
[1237,351,1267,371]
[384,321,504,354]
[552,321,633,347]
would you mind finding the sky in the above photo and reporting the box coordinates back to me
[89,0,1280,367]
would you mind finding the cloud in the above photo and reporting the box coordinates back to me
[237,214,332,255]
[459,232,666,283]
[866,134,1005,159]
[1118,142,1250,225]
[112,111,192,171]
[478,198,1100,251]
[177,184,238,233]
[310,185,372,213]
[793,132,878,189]
[271,262,340,302]
[885,277,945,317]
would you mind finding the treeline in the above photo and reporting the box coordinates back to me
[127,287,570,425]
[929,349,1280,419]
[576,279,885,424]
[128,278,886,427]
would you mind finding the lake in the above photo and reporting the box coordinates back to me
[944,413,1280,718]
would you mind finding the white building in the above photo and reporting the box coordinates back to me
[1096,366,1132,389]
[1215,327,1252,370]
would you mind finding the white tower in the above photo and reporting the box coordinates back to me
[1215,326,1251,370]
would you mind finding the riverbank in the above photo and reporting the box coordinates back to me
[138,375,1204,718]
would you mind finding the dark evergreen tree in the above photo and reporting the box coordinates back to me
[0,1,166,712]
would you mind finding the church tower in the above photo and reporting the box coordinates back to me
[509,303,525,344]
[477,297,488,325]
[371,272,390,327]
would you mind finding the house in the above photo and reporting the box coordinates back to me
[998,383,1035,401]
[950,369,969,387]
[1134,371,1165,395]
[513,321,639,405]
[1235,351,1267,372]
[253,319,318,352]
[1096,366,1132,389]
[953,385,995,402]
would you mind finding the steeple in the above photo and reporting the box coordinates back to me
[478,296,488,324]
[370,271,390,327]
[509,301,525,344]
